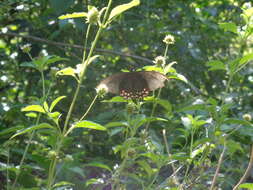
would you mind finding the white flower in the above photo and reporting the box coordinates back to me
[163,34,175,45]
[153,56,166,66]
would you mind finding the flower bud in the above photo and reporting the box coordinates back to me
[127,148,136,157]
[86,7,99,24]
[48,150,58,159]
[21,44,31,53]
[243,114,252,121]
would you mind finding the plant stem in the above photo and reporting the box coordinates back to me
[11,115,41,189]
[6,148,10,190]
[41,71,46,98]
[46,136,63,189]
[162,130,179,185]
[164,44,169,58]
[79,94,98,121]
[233,145,253,190]
[112,156,128,190]
[82,24,91,66]
[210,143,226,190]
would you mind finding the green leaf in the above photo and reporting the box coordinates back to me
[219,22,237,34]
[239,183,253,190]
[85,162,112,172]
[140,152,165,163]
[239,53,253,67]
[56,67,76,76]
[53,181,74,188]
[137,160,153,177]
[69,167,85,177]
[48,112,61,119]
[224,118,253,127]
[102,96,128,103]
[85,55,100,66]
[164,61,177,74]
[170,73,188,83]
[109,0,140,21]
[108,127,124,136]
[191,143,208,158]
[45,56,68,65]
[86,178,103,186]
[156,98,172,112]
[228,58,240,74]
[58,12,87,19]
[142,65,163,72]
[105,121,129,128]
[75,120,107,131]
[243,7,253,18]
[206,60,226,71]
[0,125,24,136]
[43,101,49,112]
[20,62,37,70]
[21,105,45,113]
[56,67,78,81]
[10,123,54,139]
[176,104,206,112]
[25,112,38,118]
[50,96,66,112]
[135,117,167,128]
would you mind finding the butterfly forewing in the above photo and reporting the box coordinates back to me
[97,72,127,94]
[139,71,168,91]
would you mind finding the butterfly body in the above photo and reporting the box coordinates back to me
[97,71,168,99]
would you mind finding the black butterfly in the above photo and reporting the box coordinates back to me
[97,71,168,99]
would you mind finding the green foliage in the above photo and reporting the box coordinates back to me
[1,0,253,190]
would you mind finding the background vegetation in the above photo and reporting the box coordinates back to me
[1,0,253,189]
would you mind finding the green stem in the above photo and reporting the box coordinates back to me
[145,44,169,131]
[6,148,10,190]
[12,115,41,189]
[145,88,162,131]
[164,44,169,58]
[46,136,62,189]
[112,156,128,190]
[41,71,46,98]
[162,130,179,185]
[82,24,91,66]
[210,143,226,190]
[79,94,98,121]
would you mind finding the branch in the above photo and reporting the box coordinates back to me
[210,144,226,190]
[0,32,153,64]
[233,145,253,190]
[1,32,207,97]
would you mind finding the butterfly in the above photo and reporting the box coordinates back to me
[97,71,168,99]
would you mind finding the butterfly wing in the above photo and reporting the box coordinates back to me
[97,71,168,97]
[97,72,128,94]
[139,71,168,91]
